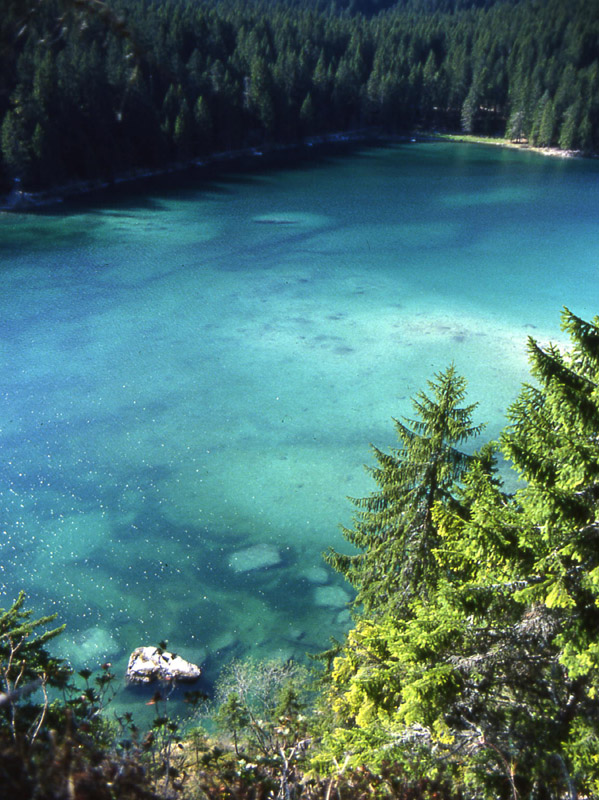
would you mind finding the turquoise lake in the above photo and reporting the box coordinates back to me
[2,140,599,709]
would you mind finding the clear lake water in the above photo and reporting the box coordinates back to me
[2,140,599,717]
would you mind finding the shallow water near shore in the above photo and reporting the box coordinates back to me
[2,141,599,719]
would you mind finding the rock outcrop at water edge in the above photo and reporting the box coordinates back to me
[126,646,201,684]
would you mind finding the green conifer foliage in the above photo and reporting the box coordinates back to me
[461,83,478,133]
[174,97,193,159]
[318,314,599,797]
[1,108,30,183]
[537,97,557,146]
[325,365,484,616]
[299,92,316,136]
[194,94,213,153]
[2,0,599,191]
[501,311,599,671]
[247,56,276,137]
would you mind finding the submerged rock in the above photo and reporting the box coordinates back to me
[126,646,201,684]
[209,631,238,652]
[228,543,281,572]
[301,566,329,585]
[54,626,119,666]
[77,627,119,662]
[314,585,352,608]
[253,217,297,225]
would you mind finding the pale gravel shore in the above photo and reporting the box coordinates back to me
[491,141,581,159]
[429,132,583,159]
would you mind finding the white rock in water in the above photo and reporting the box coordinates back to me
[126,646,201,684]
[228,543,281,572]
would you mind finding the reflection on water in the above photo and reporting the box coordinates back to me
[1,142,599,716]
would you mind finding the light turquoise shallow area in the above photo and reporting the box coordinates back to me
[2,141,599,706]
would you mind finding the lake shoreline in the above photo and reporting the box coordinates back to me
[0,130,586,213]
[427,132,584,159]
[0,129,388,213]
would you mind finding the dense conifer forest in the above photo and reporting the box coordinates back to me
[1,0,598,194]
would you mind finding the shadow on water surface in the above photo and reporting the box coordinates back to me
[0,218,103,253]
[22,137,392,217]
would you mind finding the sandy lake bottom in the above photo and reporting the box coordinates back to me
[2,140,599,716]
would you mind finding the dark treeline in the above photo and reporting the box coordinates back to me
[1,0,598,193]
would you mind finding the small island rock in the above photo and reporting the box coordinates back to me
[126,646,201,684]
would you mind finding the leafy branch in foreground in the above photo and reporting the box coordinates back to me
[0,593,165,799]
[0,590,68,750]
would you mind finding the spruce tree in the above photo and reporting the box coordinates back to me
[537,97,557,147]
[426,308,599,797]
[299,92,316,136]
[402,308,599,797]
[501,309,599,673]
[319,316,599,796]
[194,95,213,153]
[558,99,580,150]
[326,365,484,616]
[461,83,479,133]
[1,108,31,184]
[174,97,193,159]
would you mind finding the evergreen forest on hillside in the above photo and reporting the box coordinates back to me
[1,0,599,194]
[5,308,599,799]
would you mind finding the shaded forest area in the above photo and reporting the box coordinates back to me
[1,0,598,193]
